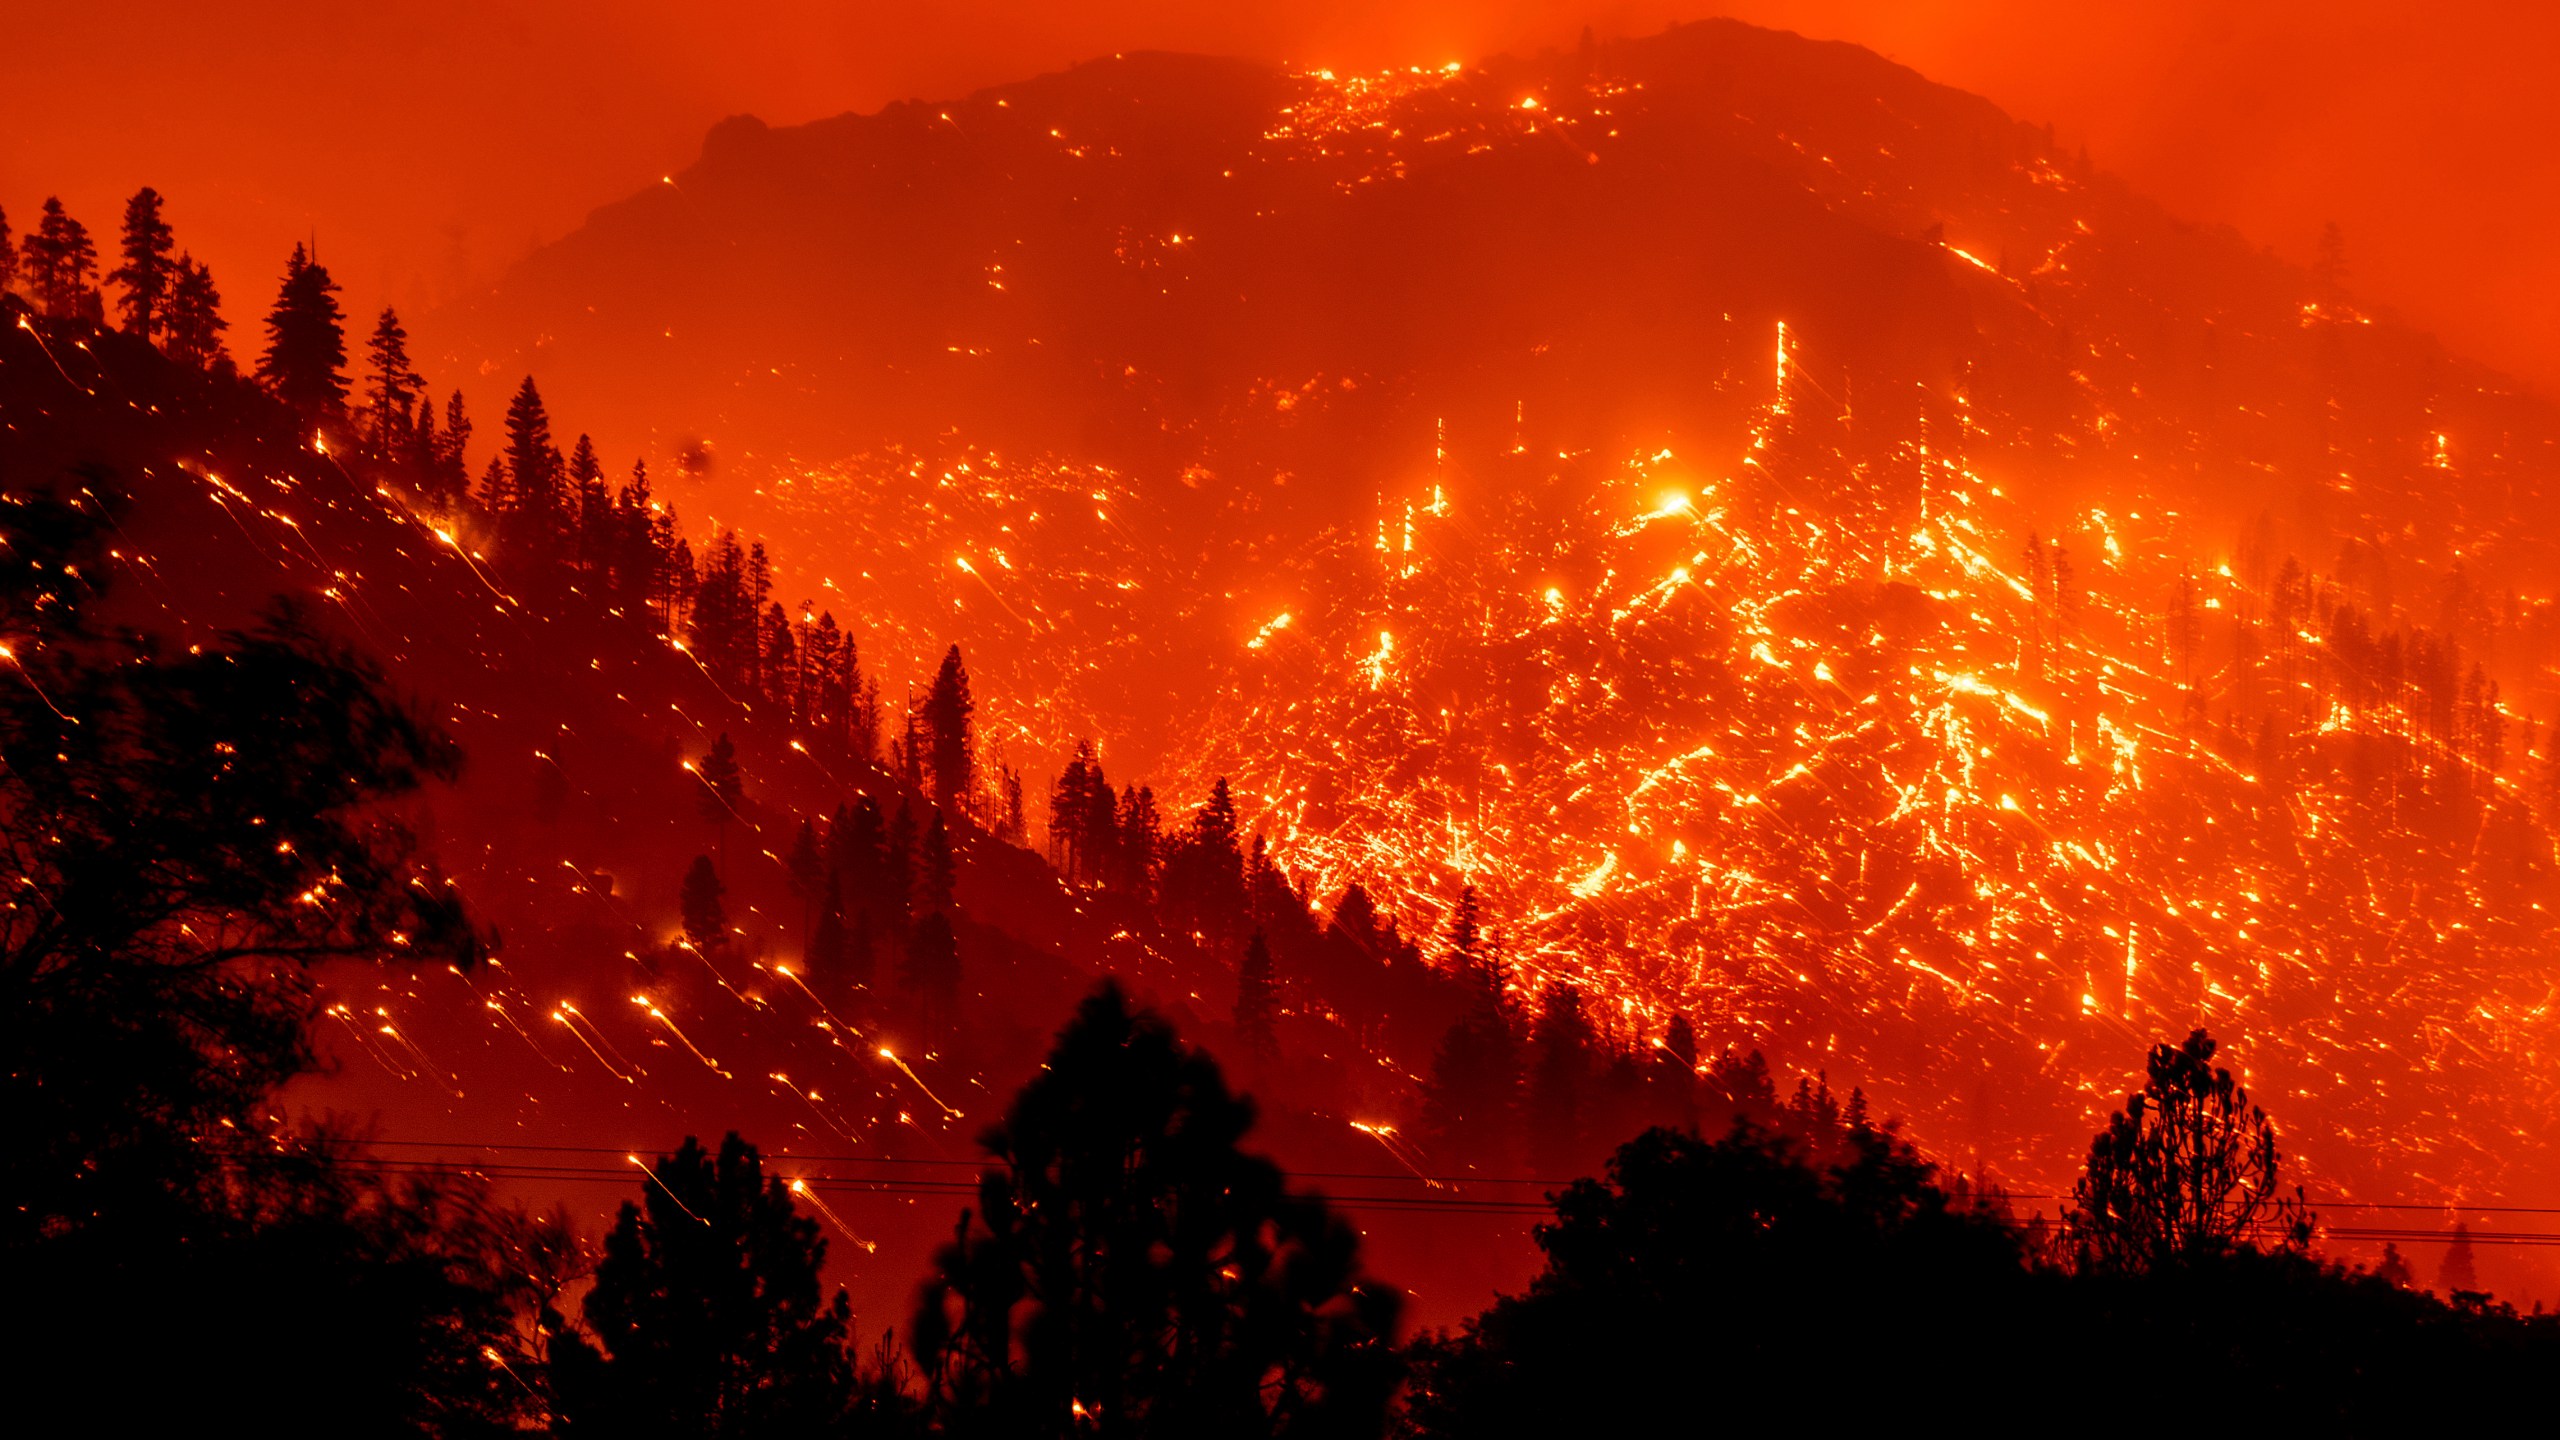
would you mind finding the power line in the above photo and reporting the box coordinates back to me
[222,1143,2560,1238]
[350,1139,2560,1214]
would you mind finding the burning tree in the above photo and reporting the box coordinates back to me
[2067,1030,2311,1271]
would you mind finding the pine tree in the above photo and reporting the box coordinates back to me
[439,390,473,493]
[548,1135,855,1433]
[500,376,563,565]
[161,254,228,370]
[2068,1030,2310,1272]
[1000,766,1026,846]
[924,644,975,812]
[1118,785,1161,898]
[1049,743,1101,879]
[911,984,1398,1435]
[847,649,880,763]
[1234,931,1279,1062]
[108,187,177,340]
[1166,778,1247,948]
[0,203,15,293]
[688,532,756,689]
[475,456,507,515]
[760,602,796,711]
[695,733,743,869]
[361,308,425,452]
[1447,886,1484,979]
[406,396,445,499]
[1655,1013,1701,1128]
[679,855,727,953]
[23,198,100,320]
[615,461,664,616]
[257,243,348,417]
[568,435,610,573]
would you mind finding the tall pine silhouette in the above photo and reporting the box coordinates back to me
[549,1134,860,1435]
[23,197,99,320]
[258,243,348,417]
[912,982,1400,1437]
[108,186,176,339]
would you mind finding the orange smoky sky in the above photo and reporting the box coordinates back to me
[6,1,2556,393]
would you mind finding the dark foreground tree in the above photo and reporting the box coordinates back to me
[2068,1028,2309,1271]
[549,1134,881,1438]
[912,982,1400,1438]
[1404,1117,2035,1435]
[1,486,527,1431]
[0,488,482,1240]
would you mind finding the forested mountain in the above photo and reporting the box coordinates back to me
[420,19,2560,1224]
[10,15,2560,1348]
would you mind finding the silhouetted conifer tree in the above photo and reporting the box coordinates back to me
[361,307,424,452]
[1446,886,1483,979]
[162,253,228,370]
[1117,784,1160,899]
[0,492,484,1242]
[108,186,176,339]
[548,1134,858,1434]
[681,854,727,953]
[761,601,796,709]
[696,731,743,867]
[438,389,473,492]
[475,455,507,514]
[257,242,348,416]
[23,197,99,319]
[569,434,611,572]
[1165,777,1247,949]
[2069,1029,2309,1271]
[912,983,1400,1436]
[499,375,564,566]
[1048,742,1102,880]
[925,643,975,812]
